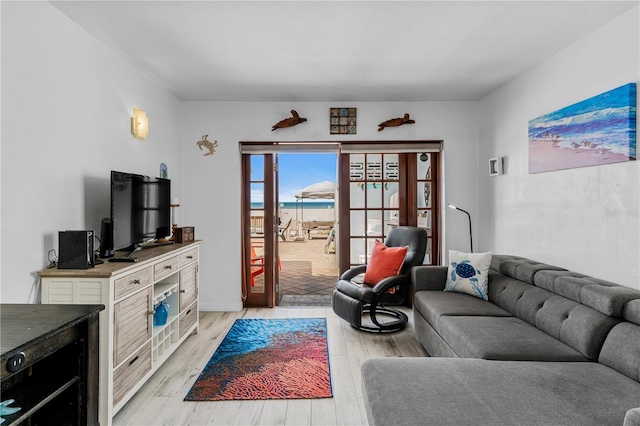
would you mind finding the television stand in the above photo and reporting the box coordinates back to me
[38,241,201,425]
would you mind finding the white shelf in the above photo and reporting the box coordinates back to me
[153,282,178,305]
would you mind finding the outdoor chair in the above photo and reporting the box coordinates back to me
[278,218,292,242]
[331,226,427,333]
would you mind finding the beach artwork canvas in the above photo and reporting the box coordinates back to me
[528,83,636,174]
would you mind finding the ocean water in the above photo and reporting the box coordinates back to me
[528,83,636,158]
[252,201,334,209]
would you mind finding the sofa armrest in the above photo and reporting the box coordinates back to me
[624,408,640,426]
[412,266,448,293]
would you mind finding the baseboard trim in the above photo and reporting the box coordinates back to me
[199,302,243,312]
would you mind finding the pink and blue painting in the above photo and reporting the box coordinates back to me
[528,83,636,173]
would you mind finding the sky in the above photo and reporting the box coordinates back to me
[251,153,337,203]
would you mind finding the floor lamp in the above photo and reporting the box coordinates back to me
[448,204,473,253]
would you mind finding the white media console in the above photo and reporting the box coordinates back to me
[39,241,201,425]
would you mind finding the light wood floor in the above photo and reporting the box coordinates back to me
[113,307,427,426]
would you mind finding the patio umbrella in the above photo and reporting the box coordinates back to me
[294,181,336,228]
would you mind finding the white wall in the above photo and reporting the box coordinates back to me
[181,102,478,311]
[478,7,640,288]
[1,2,182,302]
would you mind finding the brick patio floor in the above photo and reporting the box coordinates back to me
[278,238,338,306]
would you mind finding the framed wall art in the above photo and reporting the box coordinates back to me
[330,107,357,134]
[528,83,636,173]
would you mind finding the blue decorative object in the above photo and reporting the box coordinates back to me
[154,301,169,326]
[0,399,21,423]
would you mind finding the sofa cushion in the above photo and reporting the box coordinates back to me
[438,316,587,361]
[599,321,640,382]
[413,290,511,329]
[624,299,640,325]
[362,358,640,426]
[487,271,536,315]
[535,270,640,317]
[444,250,492,300]
[534,295,620,360]
[490,254,565,284]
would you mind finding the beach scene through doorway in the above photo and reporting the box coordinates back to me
[251,153,339,306]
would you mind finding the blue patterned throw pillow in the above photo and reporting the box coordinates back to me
[444,250,492,300]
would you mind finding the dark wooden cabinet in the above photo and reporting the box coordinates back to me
[0,304,104,425]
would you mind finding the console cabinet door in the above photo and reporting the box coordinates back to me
[114,287,153,366]
[179,263,198,312]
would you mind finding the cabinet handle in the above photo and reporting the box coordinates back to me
[133,279,140,284]
[186,309,192,316]
[148,310,155,315]
[186,255,193,259]
[164,265,173,270]
[129,355,139,366]
[180,289,186,294]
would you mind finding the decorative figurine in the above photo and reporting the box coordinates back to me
[377,113,416,131]
[272,110,307,131]
[0,399,21,424]
[196,135,218,156]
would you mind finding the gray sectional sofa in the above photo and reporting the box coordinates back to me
[361,255,640,426]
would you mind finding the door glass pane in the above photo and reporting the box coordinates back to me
[350,238,365,264]
[425,237,433,265]
[251,156,264,182]
[350,210,365,236]
[250,238,265,293]
[383,154,399,180]
[350,182,365,209]
[417,181,432,208]
[418,210,431,229]
[366,183,382,208]
[366,210,382,237]
[350,154,365,181]
[384,182,399,208]
[417,153,431,179]
[366,154,382,181]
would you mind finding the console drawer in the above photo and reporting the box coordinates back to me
[179,248,198,266]
[114,267,153,300]
[154,256,179,281]
[113,342,151,405]
[179,301,198,339]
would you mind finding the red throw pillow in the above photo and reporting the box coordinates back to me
[363,240,408,285]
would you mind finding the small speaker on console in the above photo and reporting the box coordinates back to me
[99,218,114,258]
[59,230,95,269]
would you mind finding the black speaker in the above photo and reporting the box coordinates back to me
[99,218,114,258]
[58,230,95,269]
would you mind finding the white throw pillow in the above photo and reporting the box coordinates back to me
[444,250,492,300]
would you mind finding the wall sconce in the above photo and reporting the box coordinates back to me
[131,107,148,140]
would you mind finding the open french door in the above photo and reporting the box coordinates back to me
[240,141,441,308]
[241,154,280,307]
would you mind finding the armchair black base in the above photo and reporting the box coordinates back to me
[332,283,409,333]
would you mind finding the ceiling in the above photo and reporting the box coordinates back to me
[49,1,638,102]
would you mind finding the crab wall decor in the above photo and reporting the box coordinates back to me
[196,134,218,156]
[272,110,307,131]
[378,113,416,131]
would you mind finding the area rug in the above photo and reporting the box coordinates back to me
[184,318,332,401]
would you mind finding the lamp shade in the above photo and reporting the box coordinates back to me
[131,107,148,140]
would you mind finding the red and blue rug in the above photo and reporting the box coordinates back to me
[185,318,332,401]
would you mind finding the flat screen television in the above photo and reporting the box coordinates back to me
[110,170,171,251]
